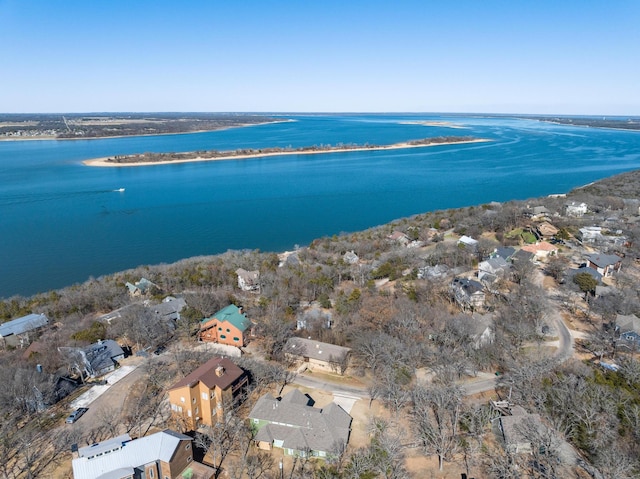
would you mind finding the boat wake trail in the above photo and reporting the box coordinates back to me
[0,189,124,206]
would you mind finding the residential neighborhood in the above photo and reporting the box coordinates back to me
[3,179,640,479]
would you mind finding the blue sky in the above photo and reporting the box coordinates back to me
[1,0,638,114]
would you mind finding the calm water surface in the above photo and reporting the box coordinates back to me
[1,114,640,297]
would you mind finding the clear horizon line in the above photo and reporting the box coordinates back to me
[0,110,638,117]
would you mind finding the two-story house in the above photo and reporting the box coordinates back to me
[71,429,215,479]
[565,201,588,217]
[168,357,248,431]
[587,253,622,278]
[450,277,485,311]
[198,304,252,347]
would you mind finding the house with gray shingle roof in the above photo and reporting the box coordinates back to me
[83,339,125,378]
[125,277,157,297]
[284,337,351,374]
[59,339,125,379]
[236,268,260,292]
[616,314,640,346]
[478,257,509,284]
[493,246,516,261]
[450,278,485,311]
[249,389,352,458]
[587,253,622,277]
[150,296,186,322]
[566,266,602,284]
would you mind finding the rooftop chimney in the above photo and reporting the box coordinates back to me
[215,365,225,377]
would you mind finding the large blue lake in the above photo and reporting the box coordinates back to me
[2,114,640,298]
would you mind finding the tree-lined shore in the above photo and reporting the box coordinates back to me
[85,136,485,167]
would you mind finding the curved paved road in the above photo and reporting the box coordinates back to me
[294,273,576,400]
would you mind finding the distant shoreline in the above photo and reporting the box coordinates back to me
[0,119,293,142]
[529,118,640,133]
[83,138,491,168]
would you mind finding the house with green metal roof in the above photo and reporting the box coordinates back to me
[198,304,252,347]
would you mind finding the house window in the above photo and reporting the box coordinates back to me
[233,337,239,342]
[210,391,215,399]
[218,327,222,331]
[220,334,226,339]
[186,444,191,450]
[226,328,230,333]
[202,392,208,400]
[195,407,199,414]
[180,397,185,403]
[192,397,196,404]
[188,410,192,417]
[187,456,192,462]
[149,469,154,478]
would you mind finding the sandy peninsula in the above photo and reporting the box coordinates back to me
[83,138,491,167]
[398,120,468,129]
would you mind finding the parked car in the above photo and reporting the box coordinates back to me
[66,407,88,424]
[153,345,166,356]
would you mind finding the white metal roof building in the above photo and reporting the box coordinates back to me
[72,430,193,479]
[0,313,48,338]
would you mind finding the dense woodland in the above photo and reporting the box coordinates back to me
[3,169,640,478]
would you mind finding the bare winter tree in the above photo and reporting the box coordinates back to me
[194,410,249,478]
[342,418,409,479]
[411,384,463,471]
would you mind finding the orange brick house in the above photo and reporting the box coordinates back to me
[168,357,248,431]
[198,304,252,347]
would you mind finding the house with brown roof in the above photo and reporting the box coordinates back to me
[534,222,559,240]
[168,357,248,431]
[387,231,410,245]
[198,304,252,347]
[520,241,558,261]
